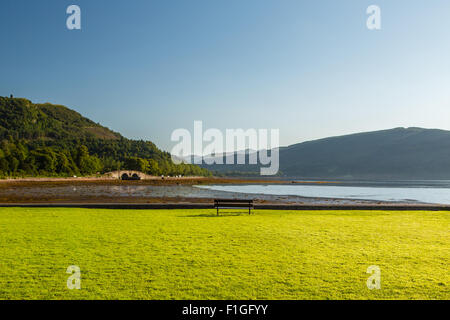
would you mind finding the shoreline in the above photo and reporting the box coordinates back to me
[0,176,283,186]
[0,176,339,186]
[1,202,449,211]
[0,177,448,208]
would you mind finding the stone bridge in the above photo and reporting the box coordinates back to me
[104,171,157,180]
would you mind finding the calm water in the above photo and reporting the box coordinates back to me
[197,181,450,205]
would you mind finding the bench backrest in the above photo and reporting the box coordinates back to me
[214,199,254,206]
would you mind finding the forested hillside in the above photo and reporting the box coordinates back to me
[0,96,210,178]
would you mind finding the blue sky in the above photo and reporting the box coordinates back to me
[1,0,450,152]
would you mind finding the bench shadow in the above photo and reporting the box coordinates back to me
[181,211,252,218]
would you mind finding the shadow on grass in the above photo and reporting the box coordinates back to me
[181,211,252,218]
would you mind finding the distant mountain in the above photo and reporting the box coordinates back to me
[0,96,210,177]
[202,128,450,179]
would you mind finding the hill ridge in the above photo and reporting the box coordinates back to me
[203,127,450,179]
[0,96,210,178]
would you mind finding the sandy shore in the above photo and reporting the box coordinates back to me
[0,175,338,186]
[0,176,288,185]
[0,177,428,206]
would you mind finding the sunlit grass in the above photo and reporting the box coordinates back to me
[0,208,448,300]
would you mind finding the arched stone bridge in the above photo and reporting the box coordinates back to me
[104,171,157,180]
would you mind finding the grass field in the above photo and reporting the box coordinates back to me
[0,208,448,300]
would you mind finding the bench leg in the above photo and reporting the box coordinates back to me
[249,207,251,215]
[217,207,219,216]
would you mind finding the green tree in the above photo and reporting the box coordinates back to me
[124,157,149,172]
[147,159,160,175]
[76,145,102,175]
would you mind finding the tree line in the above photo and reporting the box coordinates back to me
[0,137,211,178]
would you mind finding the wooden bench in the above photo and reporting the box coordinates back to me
[214,199,254,216]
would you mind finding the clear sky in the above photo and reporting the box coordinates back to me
[1,0,450,152]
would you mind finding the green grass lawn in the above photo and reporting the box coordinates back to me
[0,208,448,300]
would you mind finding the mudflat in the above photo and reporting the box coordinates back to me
[0,177,435,206]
